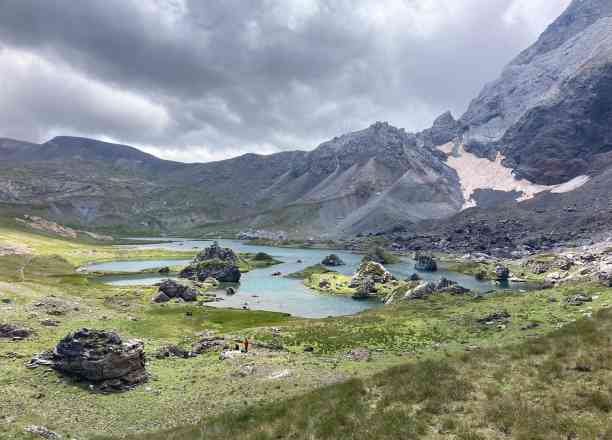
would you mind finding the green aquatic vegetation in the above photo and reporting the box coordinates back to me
[286,264,335,279]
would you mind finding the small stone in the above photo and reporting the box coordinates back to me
[24,425,62,439]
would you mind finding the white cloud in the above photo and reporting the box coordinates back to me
[0,0,572,161]
[0,47,170,142]
[504,0,572,34]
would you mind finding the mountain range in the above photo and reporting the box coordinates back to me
[1,0,611,241]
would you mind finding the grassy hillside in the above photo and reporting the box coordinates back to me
[125,308,612,440]
[1,222,611,439]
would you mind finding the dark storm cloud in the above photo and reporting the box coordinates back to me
[0,0,570,162]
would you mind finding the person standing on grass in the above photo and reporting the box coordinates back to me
[243,337,249,353]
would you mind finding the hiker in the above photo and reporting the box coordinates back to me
[243,337,249,353]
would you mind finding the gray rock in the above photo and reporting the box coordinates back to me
[353,276,375,299]
[404,278,470,300]
[564,294,593,306]
[179,242,241,283]
[24,425,62,440]
[30,328,148,392]
[347,348,371,361]
[350,261,393,288]
[193,241,237,263]
[495,265,510,281]
[155,345,191,359]
[321,254,345,267]
[151,291,170,303]
[477,311,511,324]
[0,323,31,339]
[414,253,437,272]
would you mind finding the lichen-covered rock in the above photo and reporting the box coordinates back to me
[405,282,436,300]
[203,277,221,287]
[349,261,393,288]
[353,277,375,299]
[564,294,592,306]
[154,279,198,302]
[0,323,32,339]
[477,311,511,324]
[31,328,147,392]
[155,345,192,359]
[321,254,345,267]
[179,242,241,283]
[404,278,470,300]
[24,425,61,440]
[152,291,170,303]
[194,241,237,263]
[414,253,437,272]
[495,265,510,281]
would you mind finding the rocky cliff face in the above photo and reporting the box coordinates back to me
[460,0,612,184]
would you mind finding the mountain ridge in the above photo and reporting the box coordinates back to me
[3,0,612,242]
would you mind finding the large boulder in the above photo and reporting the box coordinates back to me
[353,277,375,299]
[0,323,32,340]
[349,261,393,288]
[179,242,241,283]
[30,329,147,392]
[414,253,438,272]
[194,241,237,263]
[321,254,345,267]
[180,260,241,283]
[495,265,510,281]
[404,278,470,300]
[153,279,199,302]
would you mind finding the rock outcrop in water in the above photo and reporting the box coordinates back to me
[350,261,393,288]
[29,328,147,392]
[495,265,510,282]
[414,253,438,272]
[321,254,345,267]
[179,242,241,283]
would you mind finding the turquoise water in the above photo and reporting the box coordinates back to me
[85,239,527,318]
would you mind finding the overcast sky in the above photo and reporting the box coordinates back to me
[0,0,570,162]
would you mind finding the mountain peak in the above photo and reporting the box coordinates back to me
[42,136,165,164]
[513,0,612,66]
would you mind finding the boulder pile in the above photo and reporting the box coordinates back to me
[350,261,393,288]
[152,279,198,303]
[29,328,148,392]
[179,241,241,283]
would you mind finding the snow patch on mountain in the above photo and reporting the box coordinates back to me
[438,142,590,209]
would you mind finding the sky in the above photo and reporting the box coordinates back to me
[0,0,571,163]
